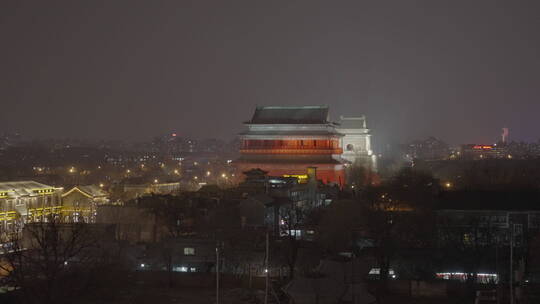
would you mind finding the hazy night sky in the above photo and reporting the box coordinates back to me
[1,1,539,146]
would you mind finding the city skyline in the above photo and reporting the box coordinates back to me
[1,1,540,144]
[2,3,540,302]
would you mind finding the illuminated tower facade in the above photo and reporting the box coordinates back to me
[237,106,346,186]
[336,116,377,171]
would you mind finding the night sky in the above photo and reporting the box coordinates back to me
[1,1,539,146]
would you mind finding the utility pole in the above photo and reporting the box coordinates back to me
[352,252,356,304]
[216,245,220,304]
[495,237,499,283]
[265,231,269,304]
[510,223,514,304]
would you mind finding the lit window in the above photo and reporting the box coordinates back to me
[463,233,472,245]
[173,266,188,272]
[184,247,195,255]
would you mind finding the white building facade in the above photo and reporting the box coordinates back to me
[336,116,376,170]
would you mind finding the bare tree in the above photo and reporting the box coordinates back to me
[135,194,196,239]
[0,216,108,304]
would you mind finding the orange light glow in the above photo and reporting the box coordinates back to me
[472,145,493,150]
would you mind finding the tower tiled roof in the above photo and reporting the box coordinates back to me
[337,116,367,129]
[248,106,330,124]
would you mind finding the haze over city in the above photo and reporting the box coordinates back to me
[3,2,540,303]
[2,0,540,144]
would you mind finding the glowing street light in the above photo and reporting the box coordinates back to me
[154,179,159,183]
[69,167,75,173]
[99,183,104,188]
[444,182,452,189]
[206,171,211,176]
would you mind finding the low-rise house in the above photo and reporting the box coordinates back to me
[435,190,540,283]
[61,185,109,223]
[123,181,180,200]
[141,238,217,273]
[436,190,540,247]
[0,181,62,238]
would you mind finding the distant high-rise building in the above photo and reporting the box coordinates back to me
[459,144,508,160]
[401,137,450,161]
[501,127,509,144]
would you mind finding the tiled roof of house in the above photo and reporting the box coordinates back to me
[61,185,108,198]
[0,181,56,198]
